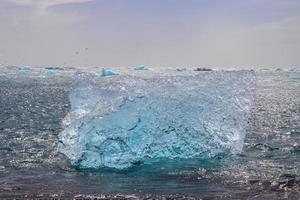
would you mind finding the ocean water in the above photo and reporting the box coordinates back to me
[0,67,299,199]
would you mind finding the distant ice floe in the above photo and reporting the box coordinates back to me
[100,68,119,77]
[134,65,148,71]
[288,66,300,72]
[18,66,31,72]
[176,68,187,72]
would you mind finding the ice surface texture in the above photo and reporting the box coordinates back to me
[59,70,256,169]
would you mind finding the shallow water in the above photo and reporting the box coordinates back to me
[0,68,299,199]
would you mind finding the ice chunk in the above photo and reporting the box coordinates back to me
[44,68,56,76]
[176,68,187,72]
[18,66,31,72]
[134,65,148,70]
[59,70,256,169]
[100,68,118,77]
[289,67,300,72]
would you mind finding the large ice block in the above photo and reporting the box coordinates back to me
[58,70,256,169]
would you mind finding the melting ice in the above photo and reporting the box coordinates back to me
[58,70,256,169]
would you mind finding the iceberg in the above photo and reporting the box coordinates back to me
[58,70,256,169]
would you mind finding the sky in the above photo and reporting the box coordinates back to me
[0,0,300,68]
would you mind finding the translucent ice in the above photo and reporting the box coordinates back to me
[18,66,31,72]
[44,68,56,76]
[100,68,118,77]
[59,70,256,169]
[134,65,148,70]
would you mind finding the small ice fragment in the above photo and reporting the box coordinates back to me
[100,68,118,77]
[194,67,213,71]
[134,65,148,71]
[45,69,56,76]
[289,67,300,72]
[18,66,31,71]
[176,68,187,72]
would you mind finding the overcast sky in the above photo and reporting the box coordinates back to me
[0,0,299,68]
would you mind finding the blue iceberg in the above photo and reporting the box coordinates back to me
[59,70,256,169]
